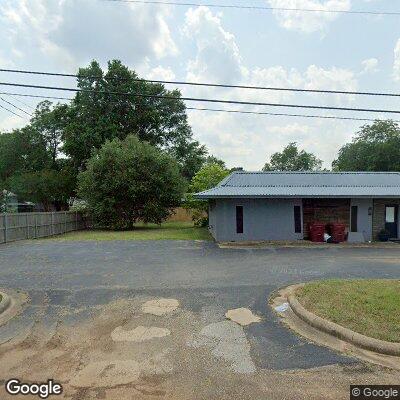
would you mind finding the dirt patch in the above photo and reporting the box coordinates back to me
[225,308,261,326]
[142,298,179,316]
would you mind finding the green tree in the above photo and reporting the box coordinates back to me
[8,166,76,211]
[78,135,185,229]
[63,60,206,178]
[185,163,230,226]
[263,142,322,171]
[0,127,50,184]
[0,103,76,209]
[204,155,226,169]
[332,120,400,171]
[30,101,69,168]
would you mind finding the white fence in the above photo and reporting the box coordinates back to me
[0,211,87,244]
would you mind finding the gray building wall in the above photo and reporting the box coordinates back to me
[209,198,303,242]
[208,197,377,242]
[350,198,373,242]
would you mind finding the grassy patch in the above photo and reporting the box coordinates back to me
[297,279,400,342]
[51,221,211,241]
[0,294,2,303]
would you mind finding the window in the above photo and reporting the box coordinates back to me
[294,206,301,233]
[236,206,243,234]
[351,206,358,232]
[386,206,395,223]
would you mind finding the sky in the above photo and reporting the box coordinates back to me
[0,0,399,170]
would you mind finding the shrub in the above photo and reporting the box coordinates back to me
[78,135,186,229]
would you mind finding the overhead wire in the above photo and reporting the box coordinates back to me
[0,96,32,117]
[0,82,399,115]
[0,90,398,123]
[1,68,399,97]
[101,0,400,16]
[0,102,24,119]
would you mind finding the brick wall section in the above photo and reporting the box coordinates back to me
[302,199,350,238]
[372,199,400,239]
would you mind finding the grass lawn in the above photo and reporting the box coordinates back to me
[51,221,212,241]
[296,279,400,342]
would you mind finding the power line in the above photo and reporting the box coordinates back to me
[6,93,35,110]
[0,81,399,115]
[0,91,397,123]
[186,107,400,123]
[0,102,24,119]
[101,0,400,16]
[0,92,73,102]
[1,68,399,97]
[0,96,32,117]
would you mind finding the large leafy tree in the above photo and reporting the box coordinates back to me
[63,60,206,178]
[78,135,186,229]
[0,103,75,210]
[0,127,49,184]
[332,120,400,171]
[30,101,68,168]
[185,162,230,226]
[8,166,76,211]
[263,142,322,171]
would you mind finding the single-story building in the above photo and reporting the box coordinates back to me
[194,171,400,242]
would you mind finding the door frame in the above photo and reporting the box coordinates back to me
[385,204,399,239]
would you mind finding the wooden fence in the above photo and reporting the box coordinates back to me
[0,211,87,244]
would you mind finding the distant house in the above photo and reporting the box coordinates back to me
[1,191,36,213]
[194,171,400,242]
[1,190,18,213]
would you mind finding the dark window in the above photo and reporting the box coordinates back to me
[351,205,358,232]
[294,206,302,233]
[236,206,243,234]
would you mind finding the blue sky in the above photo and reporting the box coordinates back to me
[0,0,399,169]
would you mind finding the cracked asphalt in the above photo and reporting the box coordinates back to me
[0,239,399,399]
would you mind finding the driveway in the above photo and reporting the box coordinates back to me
[0,240,399,399]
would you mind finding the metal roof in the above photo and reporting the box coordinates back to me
[194,171,400,199]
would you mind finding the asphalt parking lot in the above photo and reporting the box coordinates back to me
[0,240,399,399]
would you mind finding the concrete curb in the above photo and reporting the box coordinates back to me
[218,241,399,249]
[0,291,11,314]
[288,293,400,357]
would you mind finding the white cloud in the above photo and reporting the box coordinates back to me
[146,66,176,80]
[0,113,29,132]
[183,6,358,169]
[0,52,14,68]
[394,39,400,82]
[361,58,379,74]
[304,65,357,103]
[0,0,177,71]
[183,7,246,83]
[267,0,351,33]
